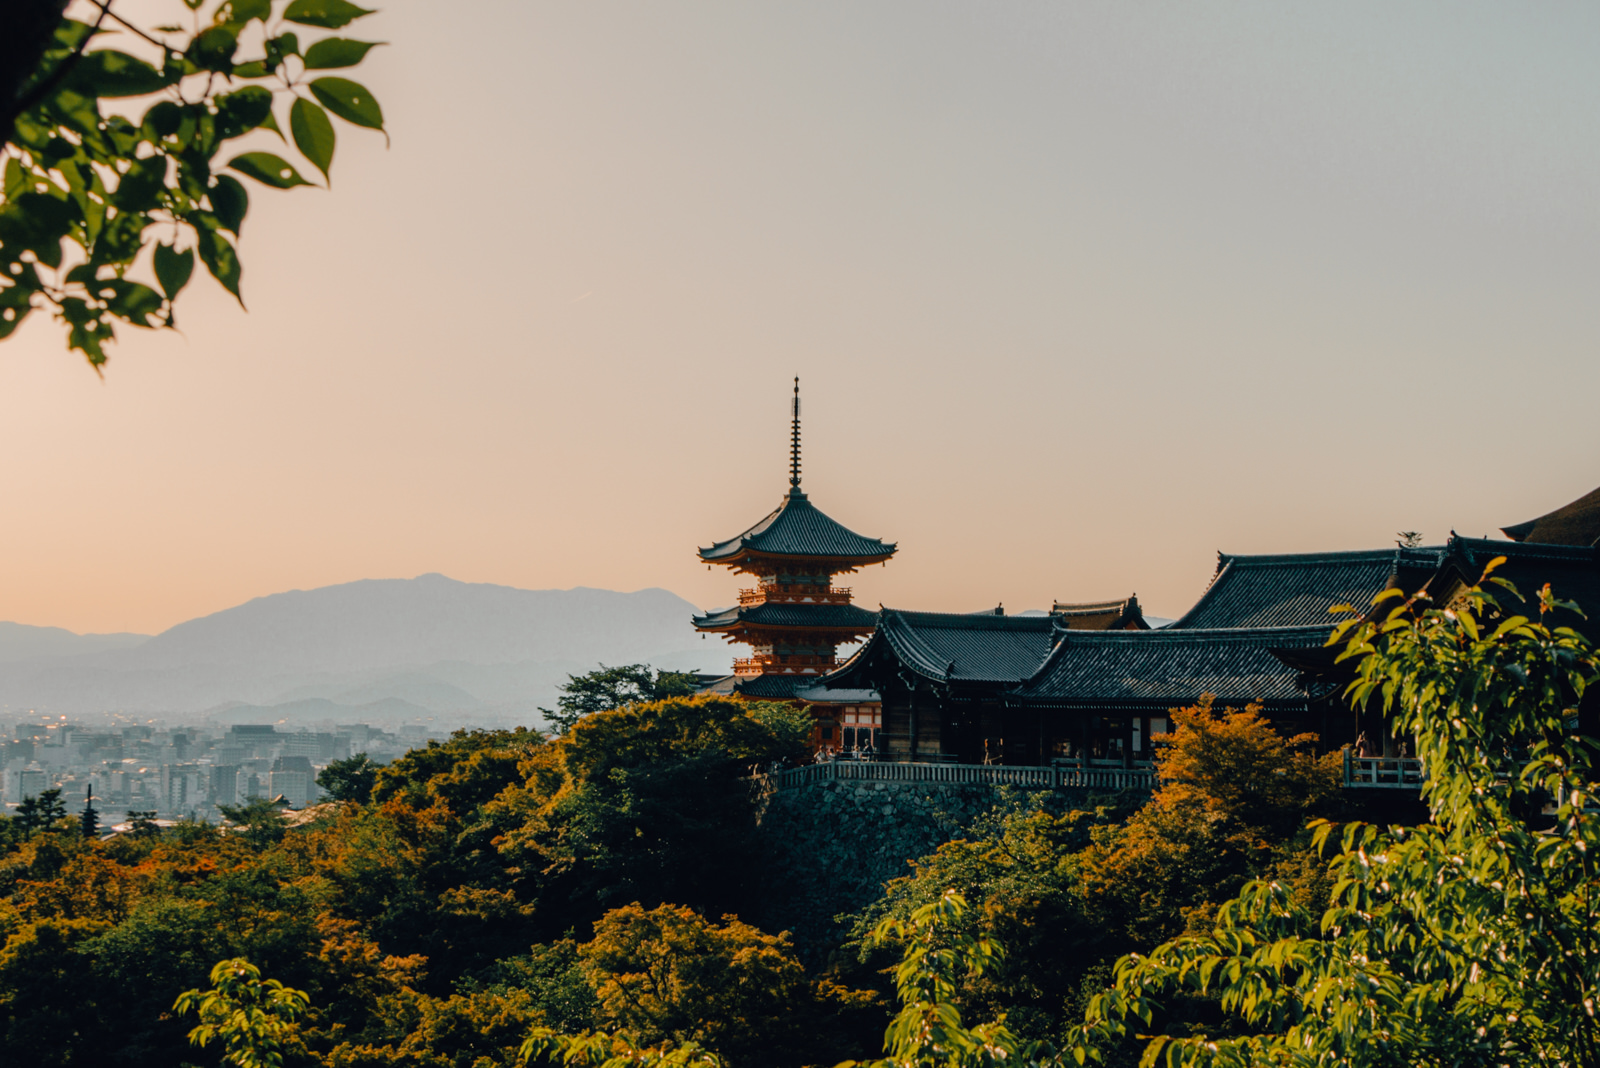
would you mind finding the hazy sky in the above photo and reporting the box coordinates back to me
[4,2,1600,649]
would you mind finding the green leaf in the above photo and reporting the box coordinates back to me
[112,156,166,213]
[265,33,301,66]
[215,86,274,140]
[226,152,313,189]
[99,279,165,327]
[231,61,269,78]
[209,175,249,234]
[308,77,384,131]
[217,0,272,23]
[289,98,335,182]
[194,218,243,302]
[63,50,171,98]
[141,100,183,141]
[3,158,28,201]
[153,243,195,301]
[302,37,384,69]
[0,193,77,255]
[187,25,239,73]
[283,0,375,28]
[0,283,36,340]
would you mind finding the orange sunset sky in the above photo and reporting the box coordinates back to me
[2,1,1599,642]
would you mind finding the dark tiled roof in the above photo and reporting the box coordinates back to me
[692,602,879,631]
[1502,484,1600,546]
[733,674,822,699]
[1170,548,1442,630]
[694,674,739,696]
[794,684,880,703]
[1050,594,1149,631]
[1428,537,1600,637]
[1014,626,1333,706]
[699,488,895,564]
[870,609,1059,684]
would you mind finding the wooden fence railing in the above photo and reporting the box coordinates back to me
[1343,753,1425,789]
[761,760,1156,792]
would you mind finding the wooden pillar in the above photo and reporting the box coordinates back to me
[908,689,918,762]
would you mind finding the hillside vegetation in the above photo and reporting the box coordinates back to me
[0,574,1596,1067]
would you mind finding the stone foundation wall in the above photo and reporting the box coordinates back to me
[753,776,1130,958]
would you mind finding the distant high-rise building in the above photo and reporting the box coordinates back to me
[162,764,205,813]
[210,765,239,807]
[269,756,314,808]
[228,725,280,759]
[18,764,48,799]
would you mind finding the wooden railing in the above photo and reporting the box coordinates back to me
[732,657,838,675]
[738,586,854,606]
[761,760,1156,792]
[1343,752,1425,789]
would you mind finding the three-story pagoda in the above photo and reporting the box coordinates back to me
[693,380,897,700]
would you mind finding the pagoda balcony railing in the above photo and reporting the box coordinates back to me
[732,656,840,676]
[737,586,853,606]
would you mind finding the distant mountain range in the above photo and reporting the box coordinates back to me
[0,575,713,724]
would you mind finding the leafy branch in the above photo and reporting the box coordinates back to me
[0,0,387,368]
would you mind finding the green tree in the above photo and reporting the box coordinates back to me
[507,696,808,928]
[218,796,289,850]
[1077,569,1600,1066]
[318,752,383,803]
[174,957,311,1068]
[15,787,66,836]
[540,664,703,735]
[578,903,822,1067]
[1,0,387,367]
[847,890,1065,1068]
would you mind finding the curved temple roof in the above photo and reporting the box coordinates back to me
[1503,484,1600,547]
[1169,548,1441,630]
[698,488,896,566]
[1013,625,1334,706]
[834,608,1059,685]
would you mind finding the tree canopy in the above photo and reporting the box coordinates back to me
[540,664,703,735]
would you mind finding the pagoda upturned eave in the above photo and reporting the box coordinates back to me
[698,488,896,569]
[691,601,879,633]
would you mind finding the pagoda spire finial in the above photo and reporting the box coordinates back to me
[789,376,802,491]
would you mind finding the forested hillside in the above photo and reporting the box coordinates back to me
[0,690,1340,1066]
[1,575,1597,1067]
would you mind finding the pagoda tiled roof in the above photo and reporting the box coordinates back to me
[699,488,895,563]
[692,602,879,631]
[1502,484,1600,546]
[848,608,1059,684]
[1170,547,1442,630]
[1013,625,1333,707]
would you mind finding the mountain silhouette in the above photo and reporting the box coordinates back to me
[0,575,710,721]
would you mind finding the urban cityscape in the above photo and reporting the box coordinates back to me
[0,714,439,824]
